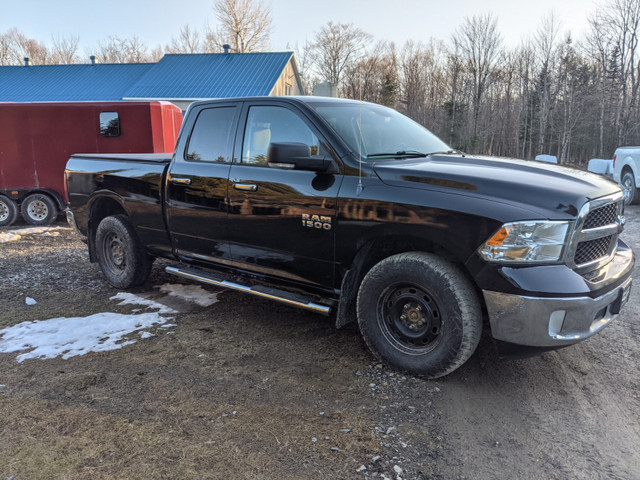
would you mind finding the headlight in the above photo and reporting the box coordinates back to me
[478,221,570,263]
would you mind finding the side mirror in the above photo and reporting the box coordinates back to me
[267,142,338,174]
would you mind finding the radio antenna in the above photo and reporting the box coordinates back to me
[356,61,364,196]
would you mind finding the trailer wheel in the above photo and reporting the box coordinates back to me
[0,195,19,227]
[96,215,153,288]
[357,252,482,379]
[21,193,58,226]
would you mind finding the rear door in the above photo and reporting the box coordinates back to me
[226,101,343,288]
[165,103,240,264]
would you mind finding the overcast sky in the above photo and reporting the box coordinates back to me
[1,0,600,57]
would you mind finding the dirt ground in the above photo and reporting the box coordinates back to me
[1,207,639,480]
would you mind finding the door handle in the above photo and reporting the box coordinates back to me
[170,177,191,185]
[233,183,258,192]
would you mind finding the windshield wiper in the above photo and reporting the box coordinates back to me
[366,150,427,159]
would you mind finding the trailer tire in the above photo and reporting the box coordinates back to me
[95,215,153,288]
[357,252,482,379]
[21,193,58,226]
[0,195,19,227]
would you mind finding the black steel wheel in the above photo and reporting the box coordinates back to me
[95,215,153,288]
[378,284,443,355]
[21,193,57,226]
[357,252,482,379]
[0,195,19,227]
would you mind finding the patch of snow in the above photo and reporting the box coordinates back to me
[0,285,219,363]
[0,226,66,244]
[0,231,22,243]
[156,283,219,306]
[0,311,167,362]
[0,291,178,363]
[110,292,177,315]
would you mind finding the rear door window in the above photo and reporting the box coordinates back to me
[186,107,237,162]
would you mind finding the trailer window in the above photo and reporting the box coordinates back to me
[100,112,120,137]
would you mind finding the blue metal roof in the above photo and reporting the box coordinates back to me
[124,52,294,99]
[0,63,154,102]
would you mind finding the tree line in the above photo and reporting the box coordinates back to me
[2,0,639,164]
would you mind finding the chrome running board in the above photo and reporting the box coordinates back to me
[165,266,332,315]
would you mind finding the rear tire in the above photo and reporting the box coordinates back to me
[0,195,18,227]
[622,171,640,205]
[95,215,153,288]
[21,193,58,226]
[357,252,482,379]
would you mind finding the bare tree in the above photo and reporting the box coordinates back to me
[0,29,50,65]
[307,22,371,90]
[0,30,15,65]
[206,0,272,53]
[51,35,79,64]
[294,40,318,95]
[590,0,640,145]
[167,25,203,54]
[452,13,503,139]
[96,36,151,63]
[342,41,398,105]
[150,45,166,62]
[532,13,562,155]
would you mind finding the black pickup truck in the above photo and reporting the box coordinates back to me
[65,96,634,378]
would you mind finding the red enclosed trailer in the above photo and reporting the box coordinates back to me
[0,101,182,226]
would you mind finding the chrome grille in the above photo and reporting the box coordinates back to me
[567,192,623,270]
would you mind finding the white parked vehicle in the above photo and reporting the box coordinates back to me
[613,146,640,204]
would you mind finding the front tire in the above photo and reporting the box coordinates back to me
[95,215,153,288]
[357,252,482,379]
[21,193,58,226]
[0,195,19,227]
[622,171,639,205]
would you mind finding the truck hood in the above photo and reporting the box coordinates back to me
[373,154,621,219]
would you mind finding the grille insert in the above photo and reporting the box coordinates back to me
[583,203,617,229]
[574,236,613,265]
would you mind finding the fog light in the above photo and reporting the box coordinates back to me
[548,310,566,336]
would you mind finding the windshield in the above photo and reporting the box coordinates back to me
[311,102,451,159]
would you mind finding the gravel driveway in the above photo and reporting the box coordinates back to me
[1,206,639,479]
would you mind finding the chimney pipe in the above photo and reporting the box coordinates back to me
[24,57,31,66]
[223,44,230,54]
[90,55,99,65]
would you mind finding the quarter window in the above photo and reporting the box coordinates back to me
[186,107,236,162]
[242,106,320,165]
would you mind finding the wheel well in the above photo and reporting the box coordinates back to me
[356,236,459,279]
[87,197,127,262]
[622,165,635,179]
[335,235,485,329]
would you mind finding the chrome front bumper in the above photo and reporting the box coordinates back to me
[484,276,633,347]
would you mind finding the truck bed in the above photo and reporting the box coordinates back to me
[65,153,173,256]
